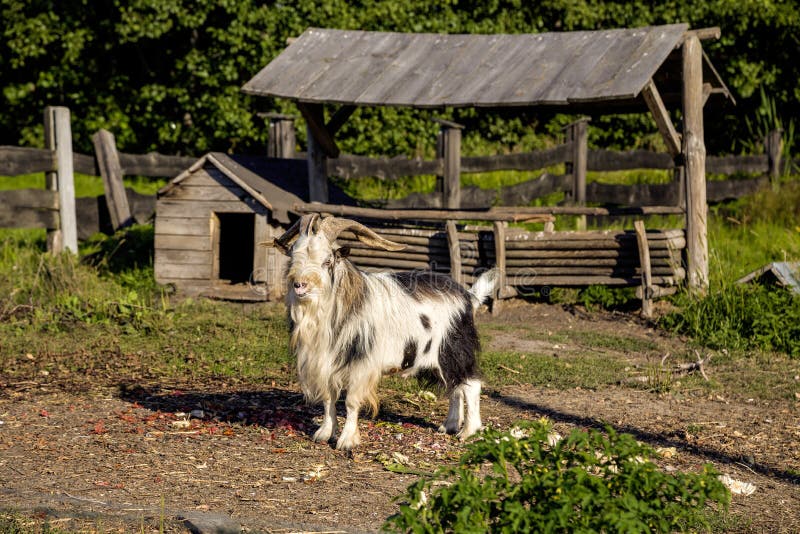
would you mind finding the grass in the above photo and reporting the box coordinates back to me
[0,172,167,196]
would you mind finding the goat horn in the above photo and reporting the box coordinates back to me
[270,214,318,254]
[318,216,405,251]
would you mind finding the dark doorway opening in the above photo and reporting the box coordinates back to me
[216,213,254,283]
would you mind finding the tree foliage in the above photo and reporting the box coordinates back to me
[1,0,798,157]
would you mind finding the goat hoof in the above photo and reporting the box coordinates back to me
[313,428,334,443]
[335,434,360,451]
[438,424,459,435]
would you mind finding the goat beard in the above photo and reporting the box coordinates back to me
[289,288,342,404]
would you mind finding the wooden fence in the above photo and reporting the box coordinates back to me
[0,109,194,250]
[0,109,792,250]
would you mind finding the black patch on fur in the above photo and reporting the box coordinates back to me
[401,340,417,370]
[339,326,374,366]
[389,271,466,300]
[419,314,431,330]
[415,368,445,392]
[423,338,432,354]
[437,302,480,390]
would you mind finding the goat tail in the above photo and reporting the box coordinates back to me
[468,267,499,310]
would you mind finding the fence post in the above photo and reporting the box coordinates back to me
[492,221,508,316]
[566,118,589,231]
[44,106,77,254]
[434,119,463,209]
[265,113,297,159]
[682,36,709,293]
[445,220,463,285]
[765,128,783,190]
[93,129,133,231]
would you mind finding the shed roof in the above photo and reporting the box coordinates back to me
[242,25,731,110]
[159,153,354,223]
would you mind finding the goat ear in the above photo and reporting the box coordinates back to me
[335,246,351,259]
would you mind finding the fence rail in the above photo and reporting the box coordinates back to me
[0,107,792,251]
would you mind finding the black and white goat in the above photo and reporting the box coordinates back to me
[268,214,497,450]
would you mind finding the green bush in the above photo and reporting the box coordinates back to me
[0,228,169,333]
[660,284,800,357]
[384,420,729,533]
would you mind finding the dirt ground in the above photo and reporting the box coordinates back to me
[1,302,799,533]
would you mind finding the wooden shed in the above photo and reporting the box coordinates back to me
[243,24,734,296]
[154,153,309,300]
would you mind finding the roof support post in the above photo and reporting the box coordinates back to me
[641,79,682,158]
[265,113,296,159]
[566,118,589,231]
[682,35,709,293]
[298,103,334,202]
[435,119,463,209]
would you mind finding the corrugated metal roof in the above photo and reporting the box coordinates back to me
[242,24,701,108]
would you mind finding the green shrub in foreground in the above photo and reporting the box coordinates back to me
[384,420,729,533]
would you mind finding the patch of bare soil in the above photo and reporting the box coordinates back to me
[1,303,798,533]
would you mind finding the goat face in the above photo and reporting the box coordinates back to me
[270,214,404,305]
[285,232,336,303]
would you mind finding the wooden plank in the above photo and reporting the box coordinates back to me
[157,199,263,218]
[118,152,195,177]
[155,234,212,251]
[155,216,211,236]
[707,177,767,202]
[154,261,212,280]
[505,265,680,276]
[682,35,709,291]
[462,144,571,173]
[161,184,248,202]
[300,31,393,103]
[417,36,499,107]
[641,79,682,157]
[634,220,654,317]
[0,189,59,228]
[44,109,62,251]
[349,256,443,271]
[501,248,677,259]
[267,117,296,159]
[0,188,59,210]
[298,102,339,159]
[294,203,554,223]
[445,220,463,284]
[706,154,767,174]
[440,125,462,209]
[492,221,507,312]
[93,129,133,230]
[72,152,97,175]
[47,106,77,253]
[328,154,441,180]
[210,213,221,280]
[354,33,437,106]
[503,256,675,268]
[507,274,683,287]
[766,129,783,185]
[0,146,55,175]
[157,249,211,265]
[588,149,674,171]
[586,181,679,206]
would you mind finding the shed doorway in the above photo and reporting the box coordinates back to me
[213,212,255,284]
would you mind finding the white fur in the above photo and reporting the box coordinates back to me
[284,229,497,450]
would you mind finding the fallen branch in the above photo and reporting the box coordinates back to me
[622,351,712,386]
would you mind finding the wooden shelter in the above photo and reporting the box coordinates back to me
[155,153,358,300]
[243,24,733,295]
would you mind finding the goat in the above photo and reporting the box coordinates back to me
[267,214,498,450]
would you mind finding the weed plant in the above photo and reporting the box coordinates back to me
[384,419,729,533]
